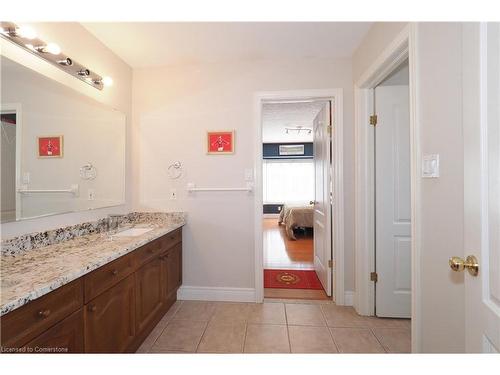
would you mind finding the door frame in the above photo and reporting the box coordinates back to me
[253,89,345,304]
[353,24,421,352]
[1,103,22,221]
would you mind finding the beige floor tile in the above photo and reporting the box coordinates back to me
[330,328,385,353]
[248,303,286,325]
[151,320,207,352]
[372,328,411,353]
[210,302,251,323]
[321,305,366,328]
[362,316,411,329]
[285,303,326,326]
[244,324,290,353]
[173,301,216,322]
[197,321,246,353]
[288,325,338,353]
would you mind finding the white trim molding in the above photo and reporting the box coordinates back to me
[344,291,354,306]
[253,89,345,305]
[353,23,421,352]
[177,286,256,303]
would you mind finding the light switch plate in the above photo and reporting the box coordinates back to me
[422,154,440,178]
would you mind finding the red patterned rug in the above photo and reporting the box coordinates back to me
[264,269,323,290]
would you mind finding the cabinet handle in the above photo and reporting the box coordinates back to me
[88,304,97,312]
[37,309,51,318]
[111,269,118,276]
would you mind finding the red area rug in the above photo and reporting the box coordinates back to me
[264,269,323,290]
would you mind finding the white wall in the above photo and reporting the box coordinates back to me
[132,58,355,293]
[0,23,132,238]
[352,22,466,352]
[415,22,465,353]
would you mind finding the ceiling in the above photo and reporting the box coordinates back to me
[262,101,326,143]
[82,22,372,68]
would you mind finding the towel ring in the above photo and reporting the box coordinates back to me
[167,161,183,179]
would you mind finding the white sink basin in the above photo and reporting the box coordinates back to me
[113,227,154,237]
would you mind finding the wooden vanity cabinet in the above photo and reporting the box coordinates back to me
[0,229,182,353]
[135,256,165,334]
[84,273,136,353]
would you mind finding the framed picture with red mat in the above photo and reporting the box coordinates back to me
[207,130,234,154]
[264,269,323,290]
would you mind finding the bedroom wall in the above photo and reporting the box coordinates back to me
[0,22,132,238]
[132,57,356,298]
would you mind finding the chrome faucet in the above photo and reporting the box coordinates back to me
[107,214,124,231]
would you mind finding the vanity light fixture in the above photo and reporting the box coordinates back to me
[0,21,111,91]
[77,68,91,76]
[57,57,73,66]
[34,42,61,55]
[102,76,113,87]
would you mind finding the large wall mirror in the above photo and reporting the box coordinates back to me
[1,55,126,223]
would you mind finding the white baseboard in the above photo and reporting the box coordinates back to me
[177,286,256,302]
[344,291,354,306]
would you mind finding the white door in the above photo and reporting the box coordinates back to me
[462,22,500,353]
[313,101,332,296]
[375,85,411,318]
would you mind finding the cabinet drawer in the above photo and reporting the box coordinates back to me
[23,308,84,353]
[1,279,83,348]
[84,252,136,303]
[159,228,182,251]
[134,238,164,267]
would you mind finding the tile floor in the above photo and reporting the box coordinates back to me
[136,300,411,354]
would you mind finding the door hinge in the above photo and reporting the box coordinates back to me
[369,114,377,126]
[328,259,334,268]
[370,272,378,282]
[327,124,332,134]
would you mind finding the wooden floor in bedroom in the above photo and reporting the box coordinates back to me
[263,218,314,270]
[263,218,328,300]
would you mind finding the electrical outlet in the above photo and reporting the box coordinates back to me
[88,189,95,201]
[170,188,177,200]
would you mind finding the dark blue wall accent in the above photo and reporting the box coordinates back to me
[263,204,283,214]
[262,142,313,159]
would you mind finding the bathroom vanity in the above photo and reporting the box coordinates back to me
[0,212,185,353]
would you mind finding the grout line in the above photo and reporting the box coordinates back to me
[327,327,341,353]
[194,321,209,353]
[369,327,389,353]
[242,322,249,354]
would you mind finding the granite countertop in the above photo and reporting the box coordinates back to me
[0,212,186,316]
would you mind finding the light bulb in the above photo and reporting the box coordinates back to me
[102,76,113,87]
[16,25,37,40]
[45,42,61,55]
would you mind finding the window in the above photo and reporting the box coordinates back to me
[262,159,314,204]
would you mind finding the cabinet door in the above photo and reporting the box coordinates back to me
[165,243,182,298]
[135,257,164,333]
[84,274,136,353]
[24,309,84,353]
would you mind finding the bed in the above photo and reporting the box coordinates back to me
[278,203,314,240]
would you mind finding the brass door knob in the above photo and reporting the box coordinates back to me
[449,255,479,276]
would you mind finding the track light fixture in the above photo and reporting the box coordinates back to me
[0,21,113,91]
[284,126,313,135]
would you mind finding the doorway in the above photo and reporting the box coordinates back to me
[253,89,345,304]
[261,100,329,300]
[1,105,20,223]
